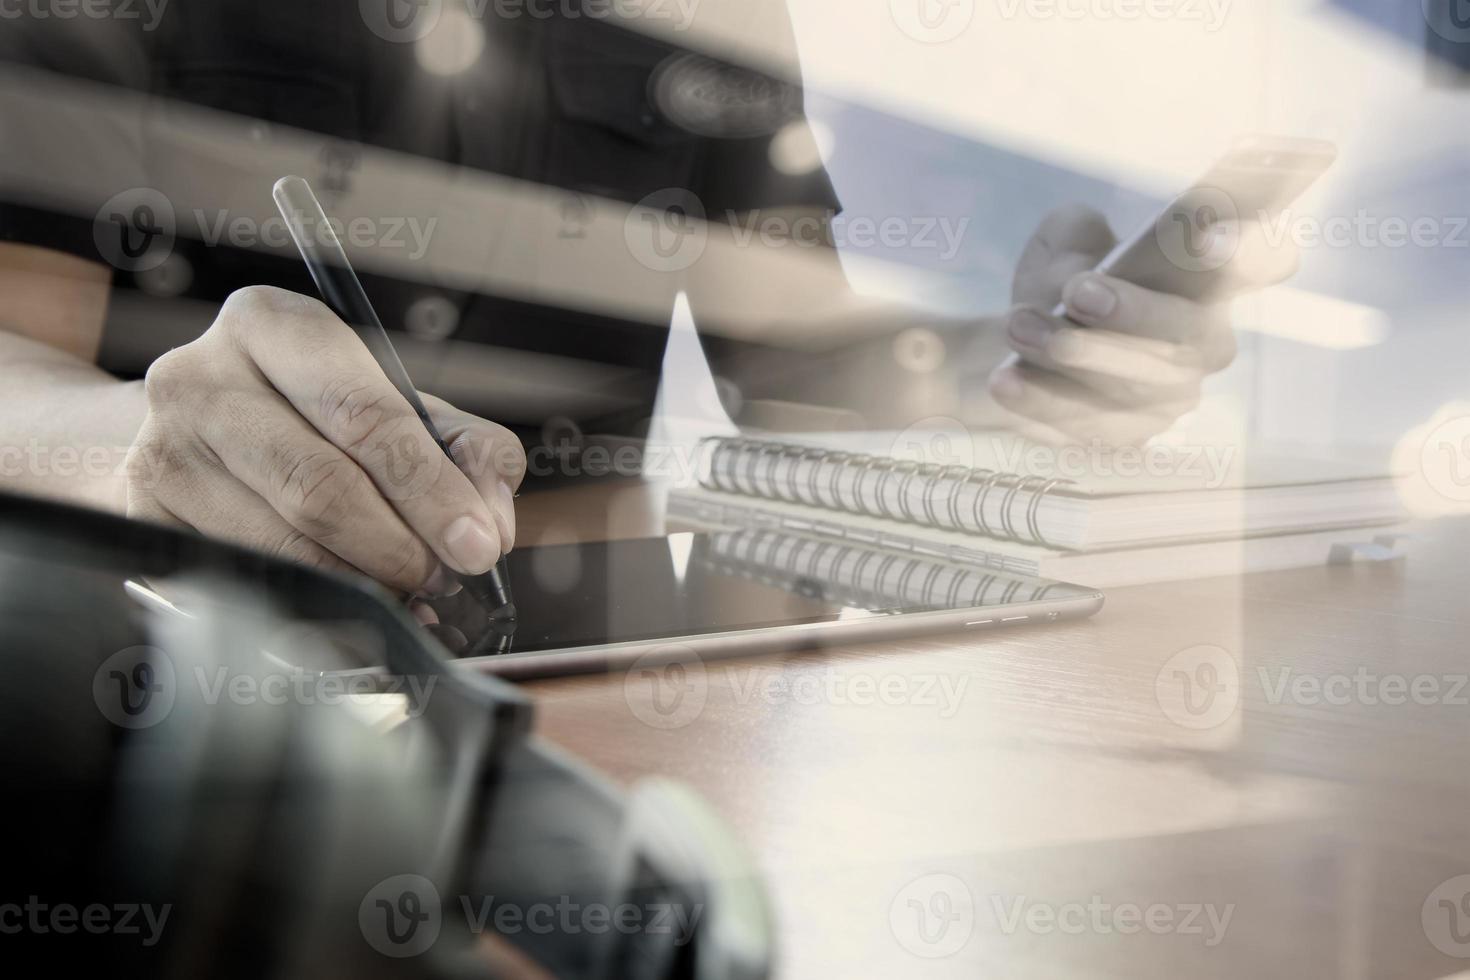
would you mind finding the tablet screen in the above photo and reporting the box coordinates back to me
[428,531,1097,658]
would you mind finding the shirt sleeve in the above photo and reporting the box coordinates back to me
[671,4,840,216]
[0,18,154,267]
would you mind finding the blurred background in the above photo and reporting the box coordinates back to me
[2,0,1467,456]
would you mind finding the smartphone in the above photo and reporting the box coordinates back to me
[1054,135,1338,312]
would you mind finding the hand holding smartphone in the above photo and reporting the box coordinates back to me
[991,136,1337,445]
[1052,135,1337,315]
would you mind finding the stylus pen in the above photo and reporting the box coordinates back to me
[272,175,515,621]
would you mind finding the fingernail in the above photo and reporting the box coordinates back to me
[1008,311,1051,350]
[421,563,462,599]
[409,601,440,627]
[1066,276,1117,321]
[496,482,516,552]
[991,370,1024,401]
[444,516,502,574]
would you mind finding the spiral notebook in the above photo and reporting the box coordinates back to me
[670,487,1408,586]
[691,433,1406,552]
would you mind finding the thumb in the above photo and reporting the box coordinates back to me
[1013,204,1117,307]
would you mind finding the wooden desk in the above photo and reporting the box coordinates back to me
[512,480,1470,979]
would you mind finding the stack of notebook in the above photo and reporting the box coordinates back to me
[666,431,1411,587]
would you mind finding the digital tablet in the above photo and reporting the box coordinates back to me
[427,529,1104,680]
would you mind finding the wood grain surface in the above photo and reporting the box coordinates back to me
[508,479,1470,979]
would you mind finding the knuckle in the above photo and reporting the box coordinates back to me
[380,538,434,590]
[269,528,317,563]
[273,449,361,537]
[448,425,526,487]
[219,286,338,346]
[221,284,298,318]
[142,347,201,405]
[125,423,184,492]
[318,376,404,454]
[1040,203,1113,254]
[268,529,341,575]
[123,438,155,488]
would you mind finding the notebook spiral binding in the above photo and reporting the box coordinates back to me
[706,527,1060,611]
[700,437,1076,550]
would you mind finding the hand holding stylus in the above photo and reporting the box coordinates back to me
[125,283,525,600]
